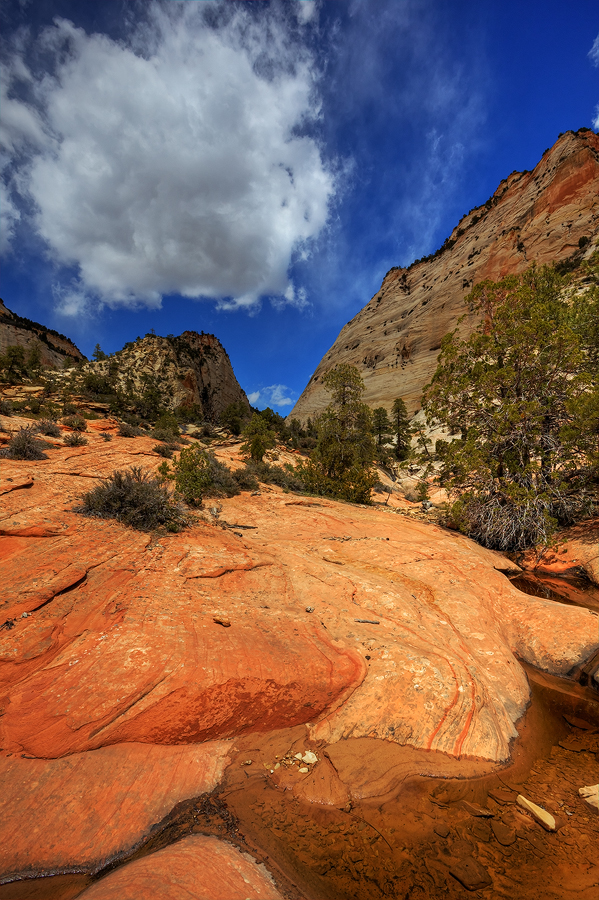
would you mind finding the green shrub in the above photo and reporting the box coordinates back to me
[153,443,174,458]
[297,458,376,504]
[100,432,113,442]
[205,455,240,496]
[62,402,78,416]
[158,447,250,504]
[82,372,116,396]
[244,460,304,491]
[36,419,61,437]
[240,414,277,462]
[0,400,13,416]
[159,446,213,506]
[232,466,259,491]
[80,466,185,531]
[1,426,48,460]
[118,422,143,437]
[63,415,88,432]
[152,427,178,444]
[159,446,243,505]
[153,412,180,439]
[64,432,88,447]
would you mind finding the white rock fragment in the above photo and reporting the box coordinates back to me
[517,794,556,831]
[298,767,309,774]
[579,785,599,810]
[294,753,303,760]
[302,751,318,765]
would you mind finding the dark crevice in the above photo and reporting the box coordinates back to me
[30,572,89,613]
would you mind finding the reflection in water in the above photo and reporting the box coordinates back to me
[510,573,599,612]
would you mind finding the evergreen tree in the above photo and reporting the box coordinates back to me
[422,264,599,550]
[92,343,107,361]
[299,364,376,503]
[391,397,412,460]
[372,407,392,446]
[26,342,42,374]
[220,401,249,436]
[0,345,27,383]
[240,413,277,462]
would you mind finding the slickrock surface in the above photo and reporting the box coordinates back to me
[0,742,230,882]
[75,836,283,900]
[1,419,597,768]
[290,129,599,420]
[1,419,598,890]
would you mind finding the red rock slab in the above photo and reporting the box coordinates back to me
[0,512,364,757]
[0,742,230,883]
[520,518,599,586]
[1,447,598,766]
[0,475,34,495]
[77,835,283,900]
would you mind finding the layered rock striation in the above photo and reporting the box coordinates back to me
[0,298,85,369]
[290,129,599,421]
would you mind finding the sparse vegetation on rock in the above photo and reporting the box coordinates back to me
[80,467,185,531]
[64,432,88,447]
[118,422,144,438]
[62,415,88,432]
[1,426,48,460]
[36,419,61,437]
[423,263,599,549]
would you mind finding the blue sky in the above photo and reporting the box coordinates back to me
[1,0,598,412]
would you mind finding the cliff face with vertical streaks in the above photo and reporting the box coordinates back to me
[290,129,599,420]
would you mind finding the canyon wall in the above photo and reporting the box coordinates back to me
[0,299,85,368]
[290,129,599,421]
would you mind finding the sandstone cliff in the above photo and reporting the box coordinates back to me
[0,298,85,368]
[83,331,250,421]
[290,129,599,421]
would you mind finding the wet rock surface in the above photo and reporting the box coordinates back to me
[519,518,599,588]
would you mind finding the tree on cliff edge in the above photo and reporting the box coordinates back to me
[299,364,377,503]
[422,263,599,550]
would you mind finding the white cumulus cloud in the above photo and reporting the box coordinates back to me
[590,33,599,130]
[1,3,334,311]
[247,383,295,408]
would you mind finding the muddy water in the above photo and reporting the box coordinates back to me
[2,576,598,900]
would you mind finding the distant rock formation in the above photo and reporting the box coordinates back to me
[290,128,599,421]
[0,298,85,368]
[86,331,250,421]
